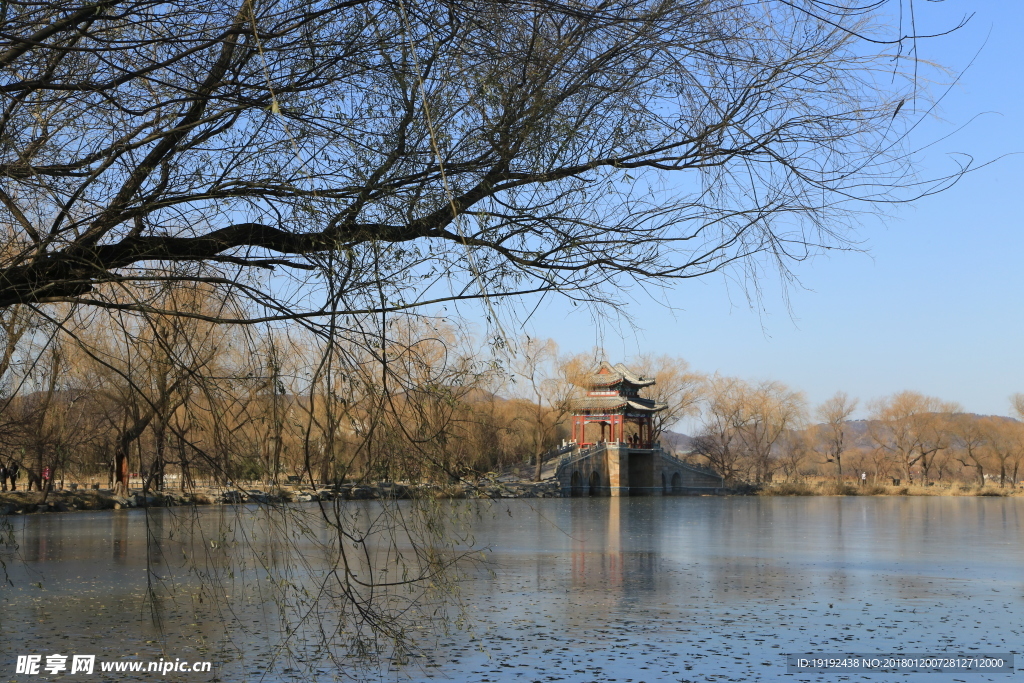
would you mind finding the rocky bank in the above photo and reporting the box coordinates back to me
[0,479,563,515]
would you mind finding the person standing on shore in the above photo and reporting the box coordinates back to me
[0,463,7,492]
[9,462,19,491]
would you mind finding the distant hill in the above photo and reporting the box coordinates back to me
[660,429,694,453]
[657,414,1019,456]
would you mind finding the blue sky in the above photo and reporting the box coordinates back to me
[507,1,1024,419]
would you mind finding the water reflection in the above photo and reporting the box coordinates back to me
[112,511,129,564]
[568,498,661,592]
[2,498,1024,682]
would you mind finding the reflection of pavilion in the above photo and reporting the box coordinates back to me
[569,499,659,591]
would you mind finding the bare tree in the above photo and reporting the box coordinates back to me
[1012,394,1024,421]
[989,419,1024,488]
[61,283,234,494]
[738,381,807,483]
[868,391,960,485]
[814,392,859,483]
[866,446,895,486]
[949,414,991,488]
[0,0,960,326]
[633,354,705,442]
[777,429,811,483]
[510,336,561,481]
[692,375,748,485]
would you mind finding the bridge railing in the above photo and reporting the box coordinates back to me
[658,451,722,479]
[556,443,605,474]
[552,442,723,486]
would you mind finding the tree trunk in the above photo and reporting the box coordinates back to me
[113,412,157,496]
[145,418,167,493]
[534,434,543,482]
[114,445,130,496]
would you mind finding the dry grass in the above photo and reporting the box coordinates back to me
[762,482,815,496]
[757,480,1023,497]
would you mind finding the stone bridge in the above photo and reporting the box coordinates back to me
[554,443,724,496]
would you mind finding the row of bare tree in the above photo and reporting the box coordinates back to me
[1,287,1020,493]
[0,284,689,493]
[694,386,1024,488]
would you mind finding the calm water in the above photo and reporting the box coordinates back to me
[2,497,1022,682]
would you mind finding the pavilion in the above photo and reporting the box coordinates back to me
[569,361,666,449]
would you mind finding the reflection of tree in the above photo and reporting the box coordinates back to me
[111,512,130,565]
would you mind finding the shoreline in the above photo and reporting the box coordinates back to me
[2,479,1021,515]
[0,479,563,515]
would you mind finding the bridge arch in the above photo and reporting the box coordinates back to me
[555,443,724,496]
[570,470,584,497]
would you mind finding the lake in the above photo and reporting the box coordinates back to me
[2,496,1022,681]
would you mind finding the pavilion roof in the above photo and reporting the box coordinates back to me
[584,361,656,388]
[570,396,666,413]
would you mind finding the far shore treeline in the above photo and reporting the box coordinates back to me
[1,298,1021,495]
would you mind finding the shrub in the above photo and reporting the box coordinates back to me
[731,482,763,495]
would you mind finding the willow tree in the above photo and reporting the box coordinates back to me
[0,0,959,323]
[868,391,961,485]
[814,391,859,483]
